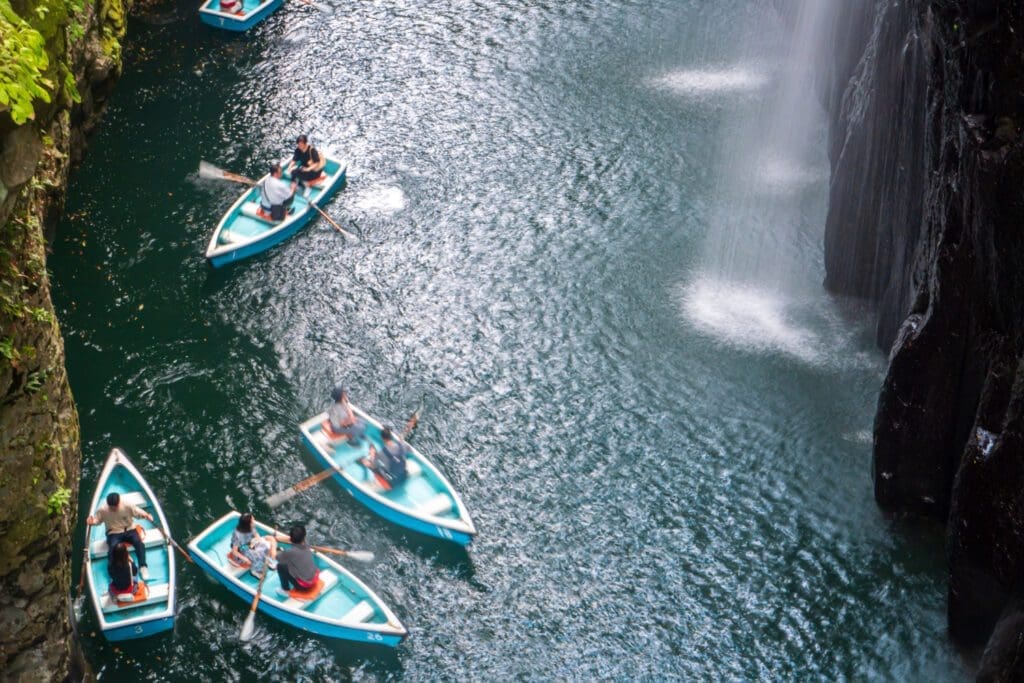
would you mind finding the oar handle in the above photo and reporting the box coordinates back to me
[154,526,194,564]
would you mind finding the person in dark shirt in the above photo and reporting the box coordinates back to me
[286,135,326,188]
[274,524,320,595]
[363,426,410,489]
[108,542,139,599]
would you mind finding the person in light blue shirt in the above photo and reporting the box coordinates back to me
[259,163,296,221]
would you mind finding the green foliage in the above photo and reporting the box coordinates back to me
[46,486,71,516]
[28,306,53,323]
[0,336,15,362]
[0,0,54,124]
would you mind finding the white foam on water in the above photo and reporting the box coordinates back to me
[650,67,767,97]
[680,277,821,363]
[751,155,826,194]
[353,186,407,214]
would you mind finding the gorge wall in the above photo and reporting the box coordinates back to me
[823,0,1024,676]
[0,0,130,678]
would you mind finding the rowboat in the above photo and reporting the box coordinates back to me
[204,156,347,268]
[198,0,284,31]
[299,406,477,546]
[83,448,176,641]
[187,512,407,646]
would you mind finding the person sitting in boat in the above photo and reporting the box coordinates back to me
[87,492,154,580]
[218,0,244,14]
[362,426,410,490]
[229,512,278,577]
[108,542,139,600]
[323,383,366,445]
[259,163,296,221]
[274,524,320,595]
[286,135,326,188]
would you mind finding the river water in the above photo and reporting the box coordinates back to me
[51,0,969,679]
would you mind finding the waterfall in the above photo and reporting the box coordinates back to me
[680,0,855,364]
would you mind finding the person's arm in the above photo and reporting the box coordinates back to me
[307,148,325,172]
[342,396,355,424]
[132,505,154,523]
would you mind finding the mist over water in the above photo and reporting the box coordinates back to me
[51,0,967,679]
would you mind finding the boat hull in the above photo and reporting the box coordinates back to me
[206,158,346,268]
[198,0,284,31]
[298,407,476,546]
[83,448,176,642]
[187,512,406,646]
[300,431,475,546]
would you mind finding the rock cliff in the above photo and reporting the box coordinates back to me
[0,0,130,678]
[823,0,1024,675]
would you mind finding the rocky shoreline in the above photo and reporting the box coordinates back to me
[822,0,1024,676]
[0,0,131,678]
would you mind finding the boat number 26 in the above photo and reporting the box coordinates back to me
[366,632,384,642]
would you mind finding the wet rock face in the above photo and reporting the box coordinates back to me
[0,0,134,678]
[822,0,1024,668]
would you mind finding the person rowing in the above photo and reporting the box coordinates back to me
[86,492,154,580]
[259,163,296,221]
[274,524,320,596]
[361,423,415,490]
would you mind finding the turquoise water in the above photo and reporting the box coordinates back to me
[52,0,969,678]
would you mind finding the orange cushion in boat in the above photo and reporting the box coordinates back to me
[288,577,325,601]
[113,581,150,607]
[256,206,274,221]
[308,173,327,186]
[134,524,146,540]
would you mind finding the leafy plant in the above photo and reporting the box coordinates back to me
[0,0,54,124]
[47,486,71,516]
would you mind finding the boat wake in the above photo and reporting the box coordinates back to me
[649,66,767,98]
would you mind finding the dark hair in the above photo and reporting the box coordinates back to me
[107,492,120,507]
[237,513,253,533]
[289,524,306,544]
[111,542,131,569]
[269,162,282,175]
[296,134,308,144]
[330,382,348,401]
[381,427,394,441]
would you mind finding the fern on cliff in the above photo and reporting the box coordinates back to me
[0,0,53,124]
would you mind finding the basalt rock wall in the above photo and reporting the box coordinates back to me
[822,0,1024,675]
[0,0,131,678]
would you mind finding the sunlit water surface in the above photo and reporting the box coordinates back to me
[51,0,968,679]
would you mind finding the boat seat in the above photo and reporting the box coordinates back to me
[239,202,278,224]
[89,525,164,558]
[219,230,243,244]
[418,493,453,517]
[340,600,375,626]
[115,492,150,509]
[280,571,337,610]
[100,582,170,613]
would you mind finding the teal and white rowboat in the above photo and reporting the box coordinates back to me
[188,512,407,646]
[204,156,347,267]
[198,0,284,31]
[299,406,477,546]
[83,448,176,641]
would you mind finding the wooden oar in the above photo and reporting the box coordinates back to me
[271,528,375,563]
[198,160,358,242]
[265,404,424,509]
[309,545,375,562]
[73,524,92,617]
[239,568,269,641]
[153,526,194,564]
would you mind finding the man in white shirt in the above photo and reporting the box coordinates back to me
[259,163,296,221]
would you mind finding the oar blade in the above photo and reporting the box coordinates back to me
[198,160,228,181]
[265,486,298,509]
[240,611,257,641]
[344,550,375,563]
